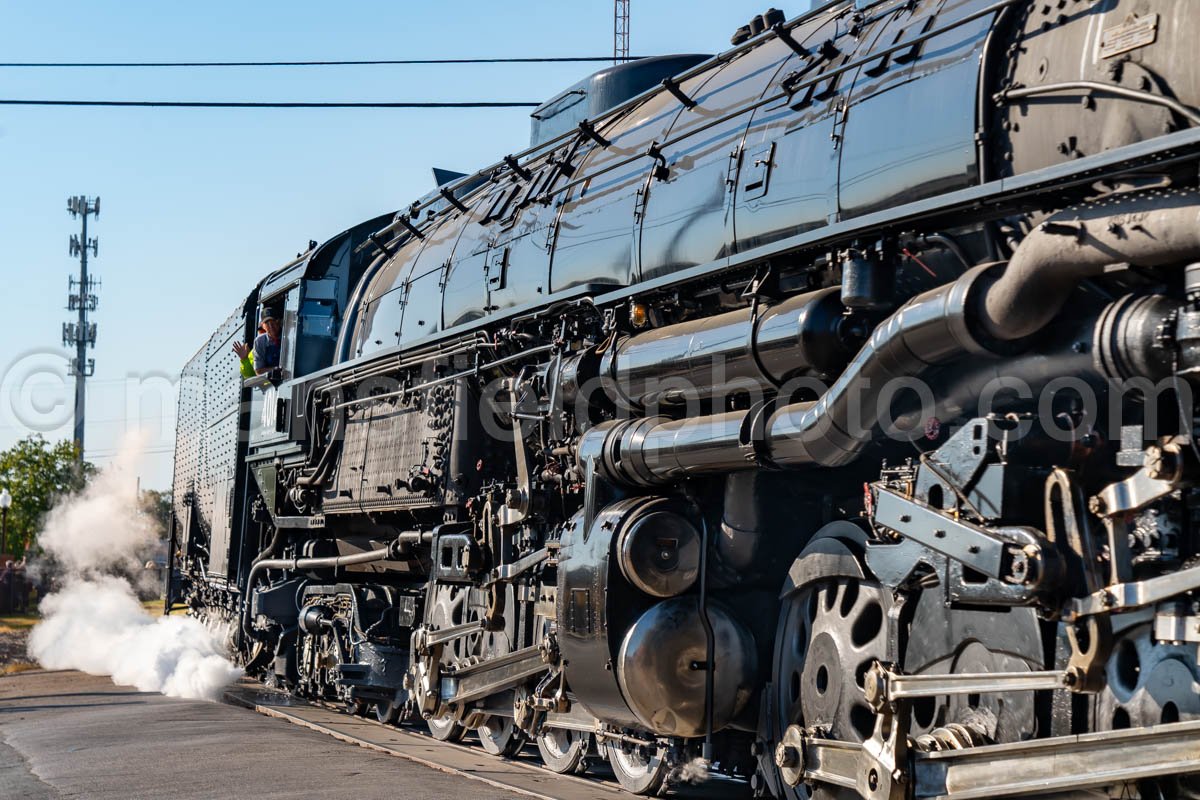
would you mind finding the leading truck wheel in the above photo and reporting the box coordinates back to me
[605,740,669,795]
[535,728,590,774]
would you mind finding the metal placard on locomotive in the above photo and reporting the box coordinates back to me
[1100,14,1159,59]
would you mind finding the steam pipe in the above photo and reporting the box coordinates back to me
[240,535,427,638]
[581,188,1200,486]
[761,273,983,468]
[697,515,714,763]
[252,524,287,565]
[294,411,342,487]
[979,188,1200,342]
[581,268,988,485]
[598,287,849,409]
[911,232,971,271]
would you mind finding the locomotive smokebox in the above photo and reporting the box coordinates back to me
[617,597,757,737]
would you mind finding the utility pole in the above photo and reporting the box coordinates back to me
[614,0,630,64]
[64,195,101,461]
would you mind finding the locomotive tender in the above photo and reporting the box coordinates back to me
[169,1,1200,796]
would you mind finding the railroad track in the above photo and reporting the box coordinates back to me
[222,681,750,799]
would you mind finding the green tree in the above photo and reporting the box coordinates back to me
[0,435,94,558]
[139,488,173,540]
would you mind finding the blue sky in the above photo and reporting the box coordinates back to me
[0,0,791,487]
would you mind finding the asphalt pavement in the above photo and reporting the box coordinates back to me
[0,669,526,799]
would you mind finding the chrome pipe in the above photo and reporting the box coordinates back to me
[762,274,984,468]
[581,190,1200,487]
[979,188,1200,342]
[580,268,988,485]
[240,537,423,637]
[600,287,848,409]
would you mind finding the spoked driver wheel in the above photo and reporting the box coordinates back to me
[1097,623,1200,799]
[478,716,526,757]
[604,740,669,795]
[427,712,467,743]
[536,728,590,774]
[772,578,891,800]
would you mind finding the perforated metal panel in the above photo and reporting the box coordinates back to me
[171,305,248,578]
[171,345,206,536]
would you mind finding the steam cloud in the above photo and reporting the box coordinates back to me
[27,434,241,700]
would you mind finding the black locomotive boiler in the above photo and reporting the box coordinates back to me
[169,2,1200,797]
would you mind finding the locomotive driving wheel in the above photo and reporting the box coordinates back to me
[1096,622,1200,799]
[604,739,670,795]
[772,577,892,800]
[769,556,1044,798]
[535,728,590,774]
[423,585,478,742]
[478,716,525,757]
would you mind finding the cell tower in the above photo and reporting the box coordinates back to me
[63,195,101,460]
[614,0,630,63]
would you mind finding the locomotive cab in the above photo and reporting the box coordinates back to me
[244,216,392,454]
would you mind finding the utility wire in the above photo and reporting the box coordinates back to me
[0,99,541,108]
[0,56,640,68]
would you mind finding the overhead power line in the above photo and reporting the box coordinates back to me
[0,99,541,109]
[0,56,640,68]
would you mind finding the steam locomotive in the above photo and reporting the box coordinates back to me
[169,1,1200,797]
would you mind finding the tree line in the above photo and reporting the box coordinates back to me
[0,434,170,559]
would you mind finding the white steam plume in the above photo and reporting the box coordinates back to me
[27,433,241,700]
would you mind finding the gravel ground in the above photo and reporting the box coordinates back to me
[0,618,36,674]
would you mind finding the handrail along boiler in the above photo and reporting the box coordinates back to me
[169,1,1200,796]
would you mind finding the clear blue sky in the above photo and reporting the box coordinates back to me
[0,0,792,487]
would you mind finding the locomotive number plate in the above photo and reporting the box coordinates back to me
[1100,14,1158,59]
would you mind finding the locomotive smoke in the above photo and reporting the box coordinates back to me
[27,434,241,700]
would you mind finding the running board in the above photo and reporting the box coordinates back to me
[784,720,1200,799]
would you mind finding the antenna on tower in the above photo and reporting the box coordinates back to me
[614,0,630,64]
[63,194,101,461]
